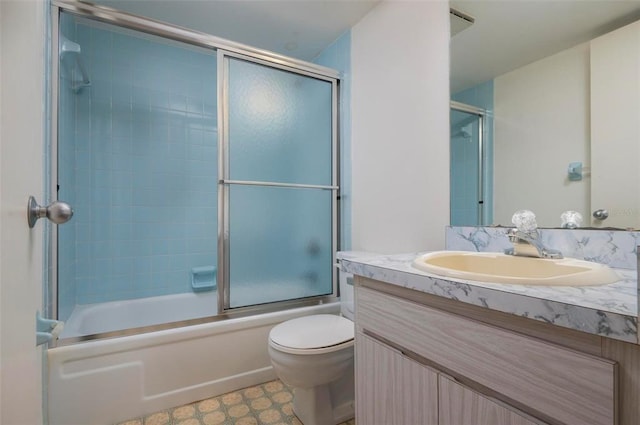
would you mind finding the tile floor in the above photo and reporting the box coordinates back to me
[116,379,356,425]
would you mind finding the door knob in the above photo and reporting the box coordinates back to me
[27,196,74,228]
[592,209,609,220]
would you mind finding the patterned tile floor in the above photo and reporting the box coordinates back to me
[116,379,356,425]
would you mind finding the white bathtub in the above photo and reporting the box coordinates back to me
[60,280,328,338]
[48,299,340,425]
[60,291,219,338]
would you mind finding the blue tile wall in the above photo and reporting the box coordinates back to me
[452,80,494,226]
[58,20,218,306]
[57,13,78,321]
[314,31,351,250]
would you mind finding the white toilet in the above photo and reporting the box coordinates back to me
[268,269,355,425]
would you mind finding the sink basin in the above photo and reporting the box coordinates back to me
[412,251,620,286]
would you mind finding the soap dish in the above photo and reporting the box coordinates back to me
[191,266,216,291]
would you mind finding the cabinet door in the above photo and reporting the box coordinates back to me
[439,376,541,425]
[356,332,438,425]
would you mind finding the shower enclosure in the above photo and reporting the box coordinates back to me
[52,1,339,342]
[450,101,490,225]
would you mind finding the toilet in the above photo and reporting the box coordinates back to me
[268,269,355,425]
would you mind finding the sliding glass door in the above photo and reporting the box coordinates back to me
[51,0,341,343]
[220,54,338,311]
[450,101,488,226]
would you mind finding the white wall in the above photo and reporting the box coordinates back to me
[493,43,590,226]
[590,20,640,228]
[351,0,450,253]
[0,0,46,423]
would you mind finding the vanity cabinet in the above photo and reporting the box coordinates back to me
[355,278,619,425]
[356,330,541,425]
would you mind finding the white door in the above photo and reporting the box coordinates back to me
[0,1,47,424]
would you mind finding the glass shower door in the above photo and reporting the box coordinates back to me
[221,55,338,310]
[450,105,485,225]
[56,11,219,335]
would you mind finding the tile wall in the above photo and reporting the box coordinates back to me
[58,17,218,313]
[58,12,78,320]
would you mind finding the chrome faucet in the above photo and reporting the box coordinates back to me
[504,228,563,259]
[504,209,563,259]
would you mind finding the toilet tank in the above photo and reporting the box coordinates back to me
[338,266,355,321]
[337,252,381,321]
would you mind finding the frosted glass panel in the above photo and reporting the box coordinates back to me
[228,185,333,308]
[228,58,333,185]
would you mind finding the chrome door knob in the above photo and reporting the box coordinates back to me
[592,209,609,220]
[27,196,74,228]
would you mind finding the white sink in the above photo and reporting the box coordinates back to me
[412,251,620,286]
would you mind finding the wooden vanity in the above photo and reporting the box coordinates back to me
[352,276,640,425]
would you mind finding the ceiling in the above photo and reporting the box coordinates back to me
[450,0,640,93]
[93,0,379,61]
[88,0,640,91]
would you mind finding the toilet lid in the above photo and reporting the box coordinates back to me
[269,314,354,350]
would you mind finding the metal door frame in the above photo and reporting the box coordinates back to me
[217,50,340,314]
[450,100,487,225]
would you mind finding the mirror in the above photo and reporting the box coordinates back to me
[450,1,640,229]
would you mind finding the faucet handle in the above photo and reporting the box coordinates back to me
[561,210,583,229]
[511,209,538,234]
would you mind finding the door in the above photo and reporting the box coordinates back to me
[450,102,488,225]
[220,54,338,311]
[0,1,47,423]
[439,376,541,425]
[355,332,439,424]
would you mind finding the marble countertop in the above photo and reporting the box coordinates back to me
[338,251,638,344]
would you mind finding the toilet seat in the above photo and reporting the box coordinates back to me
[269,314,354,355]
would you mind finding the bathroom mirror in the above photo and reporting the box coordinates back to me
[450,1,640,230]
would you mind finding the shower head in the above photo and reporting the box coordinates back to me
[450,8,474,36]
[451,122,473,140]
[59,35,81,57]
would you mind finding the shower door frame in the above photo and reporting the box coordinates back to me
[217,50,340,315]
[450,100,488,225]
[50,0,341,342]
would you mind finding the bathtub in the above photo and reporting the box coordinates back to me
[60,281,328,338]
[59,291,220,338]
[48,299,340,425]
